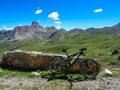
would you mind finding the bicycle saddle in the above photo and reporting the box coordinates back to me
[62,48,68,52]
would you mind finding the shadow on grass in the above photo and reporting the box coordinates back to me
[41,72,96,89]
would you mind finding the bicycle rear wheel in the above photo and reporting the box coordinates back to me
[48,56,67,75]
[80,59,99,79]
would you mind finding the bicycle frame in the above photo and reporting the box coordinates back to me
[63,48,86,67]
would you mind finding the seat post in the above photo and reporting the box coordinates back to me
[62,48,69,58]
[65,50,69,58]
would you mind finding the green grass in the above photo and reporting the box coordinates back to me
[14,34,120,64]
[0,42,12,59]
[0,33,120,78]
[17,34,120,73]
[0,68,40,78]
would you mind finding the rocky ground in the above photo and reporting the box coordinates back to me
[0,63,119,90]
[0,74,119,90]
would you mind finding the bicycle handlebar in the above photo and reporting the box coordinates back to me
[80,48,87,56]
[62,48,86,52]
[80,48,87,51]
[62,48,87,56]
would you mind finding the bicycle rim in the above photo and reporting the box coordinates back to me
[80,59,99,78]
[48,56,66,74]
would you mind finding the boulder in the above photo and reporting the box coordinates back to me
[1,50,65,70]
[111,50,119,55]
[1,50,101,73]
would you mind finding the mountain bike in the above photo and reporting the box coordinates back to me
[48,48,99,79]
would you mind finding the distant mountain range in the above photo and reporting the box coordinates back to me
[0,21,120,43]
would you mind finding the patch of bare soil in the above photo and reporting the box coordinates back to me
[0,75,120,90]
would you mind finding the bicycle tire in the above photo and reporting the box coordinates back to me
[80,59,99,78]
[48,56,67,75]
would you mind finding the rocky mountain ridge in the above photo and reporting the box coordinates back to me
[0,21,120,43]
[0,21,57,42]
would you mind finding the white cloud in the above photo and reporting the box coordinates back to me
[55,21,62,29]
[56,24,61,29]
[37,20,40,22]
[48,12,59,20]
[19,24,22,26]
[35,9,43,15]
[2,26,6,30]
[55,21,62,24]
[94,8,103,13]
[2,26,13,30]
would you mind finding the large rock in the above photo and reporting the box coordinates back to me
[1,50,65,70]
[1,50,101,73]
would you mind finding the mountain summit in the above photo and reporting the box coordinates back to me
[30,21,44,31]
[7,21,45,41]
[6,21,56,41]
[0,21,120,43]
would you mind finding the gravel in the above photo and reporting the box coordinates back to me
[0,75,120,90]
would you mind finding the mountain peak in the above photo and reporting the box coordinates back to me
[45,26,57,31]
[30,21,44,31]
[32,21,39,26]
[0,21,120,42]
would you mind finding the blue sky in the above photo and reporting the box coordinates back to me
[0,0,120,30]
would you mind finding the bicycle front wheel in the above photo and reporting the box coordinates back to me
[48,56,66,75]
[80,59,99,79]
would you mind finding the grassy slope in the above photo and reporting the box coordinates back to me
[0,42,12,59]
[13,34,120,65]
[0,33,120,65]
[0,33,120,80]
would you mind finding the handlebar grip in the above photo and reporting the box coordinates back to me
[81,48,87,51]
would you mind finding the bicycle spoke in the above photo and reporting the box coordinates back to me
[48,56,66,75]
[80,59,99,78]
